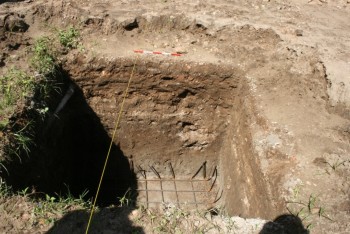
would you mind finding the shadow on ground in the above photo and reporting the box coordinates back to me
[2,69,137,206]
[47,206,144,234]
[0,69,143,233]
[260,214,309,234]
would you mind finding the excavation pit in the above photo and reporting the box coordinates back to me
[2,57,274,219]
[64,57,273,218]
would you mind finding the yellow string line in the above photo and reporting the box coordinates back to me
[85,60,137,234]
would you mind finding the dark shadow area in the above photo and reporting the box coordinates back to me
[260,214,309,234]
[46,207,144,234]
[0,1,25,4]
[1,69,137,206]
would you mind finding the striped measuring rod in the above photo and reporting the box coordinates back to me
[134,49,183,56]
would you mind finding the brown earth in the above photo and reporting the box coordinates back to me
[0,0,350,233]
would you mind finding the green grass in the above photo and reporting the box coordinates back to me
[12,122,34,159]
[58,27,80,49]
[31,185,91,225]
[286,193,333,231]
[1,26,81,171]
[30,37,57,75]
[0,69,36,164]
[0,119,9,131]
[0,179,91,226]
[0,179,12,196]
[0,25,86,226]
[32,190,90,225]
[117,188,135,207]
[2,121,34,164]
[326,159,349,172]
[0,69,36,116]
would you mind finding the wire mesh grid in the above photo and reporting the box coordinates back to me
[135,162,222,210]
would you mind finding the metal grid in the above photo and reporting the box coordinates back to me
[135,162,222,209]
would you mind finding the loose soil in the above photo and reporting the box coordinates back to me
[0,0,350,233]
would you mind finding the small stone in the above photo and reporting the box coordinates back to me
[22,213,31,221]
[295,29,303,36]
[175,48,188,54]
[129,209,139,219]
[295,29,304,37]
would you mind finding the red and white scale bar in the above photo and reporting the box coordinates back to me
[134,50,183,56]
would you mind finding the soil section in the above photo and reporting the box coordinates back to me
[65,57,277,218]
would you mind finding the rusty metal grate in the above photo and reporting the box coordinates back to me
[135,162,222,209]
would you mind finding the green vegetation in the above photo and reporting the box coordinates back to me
[58,27,80,49]
[30,27,80,75]
[0,179,90,225]
[287,193,333,231]
[33,189,90,225]
[326,158,349,173]
[117,188,134,207]
[0,24,102,231]
[30,37,57,75]
[0,119,9,130]
[0,179,12,196]
[0,69,36,165]
[1,26,81,171]
[11,122,34,162]
[0,69,36,116]
[0,25,86,223]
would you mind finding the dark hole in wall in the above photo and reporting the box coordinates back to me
[177,89,195,99]
[123,19,139,31]
[2,70,137,206]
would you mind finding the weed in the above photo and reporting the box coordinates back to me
[153,203,190,233]
[0,162,9,175]
[1,33,66,177]
[0,178,12,196]
[286,193,333,231]
[224,216,237,232]
[292,184,302,199]
[13,131,33,157]
[32,189,90,225]
[36,74,62,101]
[30,37,57,75]
[77,44,85,52]
[147,208,158,225]
[326,159,349,171]
[58,27,80,49]
[0,69,35,114]
[0,119,9,130]
[117,188,133,207]
[36,106,49,120]
[18,187,30,196]
[11,121,34,162]
[58,184,91,209]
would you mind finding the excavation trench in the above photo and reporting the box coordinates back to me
[3,58,273,218]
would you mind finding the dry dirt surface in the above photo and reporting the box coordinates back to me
[1,0,350,233]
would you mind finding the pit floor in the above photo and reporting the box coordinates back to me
[135,165,220,210]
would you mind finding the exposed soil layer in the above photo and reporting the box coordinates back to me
[65,57,276,218]
[1,57,277,218]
